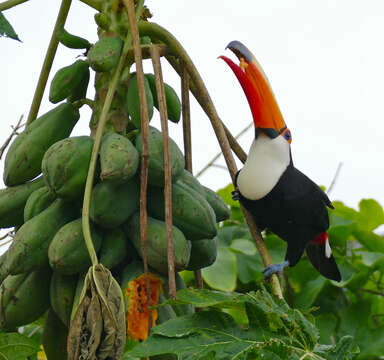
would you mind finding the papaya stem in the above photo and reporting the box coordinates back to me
[137,21,283,299]
[82,16,134,268]
[123,0,153,332]
[0,0,28,11]
[78,0,101,11]
[72,98,95,110]
[150,46,177,299]
[25,0,72,126]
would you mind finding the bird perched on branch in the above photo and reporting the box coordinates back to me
[220,40,341,282]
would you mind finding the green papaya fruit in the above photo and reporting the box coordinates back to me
[50,272,77,327]
[49,60,90,103]
[203,186,230,222]
[99,132,139,183]
[157,293,177,324]
[0,252,8,285]
[5,199,78,275]
[42,308,68,360]
[0,176,44,228]
[176,169,206,195]
[87,36,123,72]
[148,182,217,241]
[24,186,56,222]
[90,178,139,228]
[42,136,93,199]
[140,36,151,45]
[67,65,90,103]
[126,73,154,129]
[99,227,128,269]
[125,212,191,274]
[56,27,91,49]
[94,13,110,31]
[135,126,185,186]
[4,103,80,186]
[186,237,218,271]
[0,267,51,330]
[146,73,181,123]
[48,218,103,275]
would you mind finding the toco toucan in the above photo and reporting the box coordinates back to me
[220,40,341,282]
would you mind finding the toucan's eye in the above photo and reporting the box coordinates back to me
[283,130,292,143]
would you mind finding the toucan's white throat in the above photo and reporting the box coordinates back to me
[237,133,291,200]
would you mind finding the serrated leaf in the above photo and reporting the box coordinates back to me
[0,12,20,41]
[0,332,40,360]
[202,246,237,291]
[230,238,257,255]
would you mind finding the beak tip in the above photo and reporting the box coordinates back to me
[225,40,253,63]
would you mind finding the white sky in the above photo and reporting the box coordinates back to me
[1,0,384,210]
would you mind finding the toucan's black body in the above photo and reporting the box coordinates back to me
[235,161,341,281]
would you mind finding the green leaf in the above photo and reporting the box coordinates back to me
[294,276,326,310]
[357,199,384,231]
[0,12,20,41]
[217,183,237,207]
[217,226,249,246]
[236,252,264,284]
[315,313,338,345]
[0,332,40,360]
[230,238,257,255]
[202,246,237,291]
[354,230,384,253]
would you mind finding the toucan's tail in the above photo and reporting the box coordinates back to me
[306,235,341,282]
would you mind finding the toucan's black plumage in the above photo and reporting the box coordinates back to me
[221,40,342,282]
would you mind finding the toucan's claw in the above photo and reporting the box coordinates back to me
[262,260,289,280]
[232,190,240,201]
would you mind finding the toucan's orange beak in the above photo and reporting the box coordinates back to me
[220,40,290,142]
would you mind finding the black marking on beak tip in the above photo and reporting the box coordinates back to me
[225,40,253,63]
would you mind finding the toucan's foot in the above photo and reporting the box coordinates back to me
[232,190,240,201]
[262,260,289,280]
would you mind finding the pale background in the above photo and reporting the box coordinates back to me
[1,0,384,211]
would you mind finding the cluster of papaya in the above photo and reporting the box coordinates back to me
[0,26,230,356]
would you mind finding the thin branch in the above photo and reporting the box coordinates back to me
[123,0,153,332]
[327,162,343,195]
[0,0,28,11]
[0,115,24,160]
[25,0,72,126]
[196,122,252,178]
[181,63,192,172]
[150,46,177,299]
[362,288,384,296]
[137,21,283,299]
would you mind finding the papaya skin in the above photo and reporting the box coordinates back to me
[99,132,139,183]
[90,178,140,228]
[5,199,78,275]
[148,182,217,241]
[24,185,56,222]
[186,237,218,271]
[99,227,128,269]
[42,136,94,200]
[87,36,123,72]
[126,73,154,129]
[146,73,181,123]
[48,218,103,275]
[0,176,45,229]
[0,267,51,330]
[125,213,191,275]
[49,60,90,103]
[42,308,68,360]
[3,103,80,186]
[135,126,185,187]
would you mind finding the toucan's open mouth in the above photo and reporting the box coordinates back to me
[220,40,289,140]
